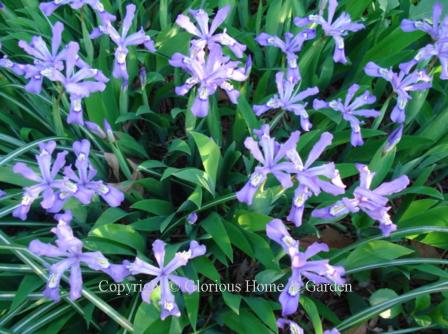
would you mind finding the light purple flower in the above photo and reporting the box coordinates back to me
[85,119,115,142]
[17,22,67,93]
[127,239,206,319]
[52,139,124,210]
[28,211,128,302]
[324,329,341,334]
[313,84,380,146]
[0,56,26,76]
[175,5,246,58]
[170,44,251,117]
[187,212,198,224]
[46,42,108,125]
[267,219,345,316]
[364,61,432,124]
[85,121,106,139]
[40,0,115,22]
[294,0,364,63]
[385,124,404,153]
[253,72,318,131]
[401,3,448,79]
[236,125,299,205]
[0,190,5,198]
[12,141,67,220]
[90,4,156,82]
[284,132,346,226]
[312,164,410,236]
[256,30,316,82]
[277,318,304,334]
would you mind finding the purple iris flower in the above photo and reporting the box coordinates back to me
[236,125,300,205]
[127,239,206,319]
[277,318,303,334]
[364,62,432,124]
[0,56,26,76]
[85,121,106,139]
[253,72,319,131]
[40,0,115,22]
[256,30,316,82]
[175,5,246,58]
[401,3,448,79]
[28,211,129,302]
[294,0,364,63]
[385,124,404,153]
[12,141,67,220]
[324,329,341,334]
[266,219,345,316]
[46,42,108,125]
[312,164,410,236]
[90,4,156,82]
[187,212,198,224]
[313,84,380,146]
[284,132,346,226]
[170,44,251,117]
[85,119,114,142]
[17,22,67,93]
[51,139,124,211]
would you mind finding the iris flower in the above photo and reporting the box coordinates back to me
[236,125,300,205]
[127,239,206,319]
[294,0,364,63]
[313,84,380,146]
[175,5,246,58]
[312,164,410,236]
[267,219,345,316]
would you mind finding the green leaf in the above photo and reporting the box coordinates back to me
[244,297,278,332]
[237,211,272,232]
[221,309,273,334]
[88,224,145,253]
[133,303,161,334]
[369,289,403,319]
[94,207,130,228]
[10,275,42,312]
[343,240,414,269]
[201,213,233,261]
[192,256,221,283]
[378,0,399,13]
[131,199,174,216]
[222,291,242,315]
[190,131,221,195]
[300,296,323,334]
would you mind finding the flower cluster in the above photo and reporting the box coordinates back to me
[28,209,207,320]
[170,6,251,117]
[12,140,124,220]
[1,1,156,124]
[0,0,439,330]
[401,3,448,79]
[0,22,108,125]
[238,0,415,329]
